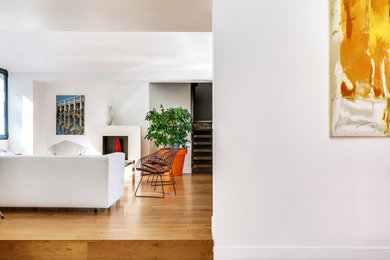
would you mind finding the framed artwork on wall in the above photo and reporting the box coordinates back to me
[56,95,85,135]
[330,0,390,136]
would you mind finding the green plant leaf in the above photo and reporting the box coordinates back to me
[144,105,193,149]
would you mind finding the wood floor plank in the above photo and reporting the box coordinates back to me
[0,240,88,260]
[0,174,213,259]
[0,240,213,260]
[0,174,212,241]
[87,240,213,260]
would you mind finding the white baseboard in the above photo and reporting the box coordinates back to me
[214,247,390,260]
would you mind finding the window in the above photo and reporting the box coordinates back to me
[0,68,8,140]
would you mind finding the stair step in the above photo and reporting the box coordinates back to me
[194,142,212,145]
[192,121,213,173]
[193,149,212,152]
[193,165,213,168]
[194,135,212,138]
[193,156,212,160]
[193,129,212,132]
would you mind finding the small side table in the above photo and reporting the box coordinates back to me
[125,160,136,187]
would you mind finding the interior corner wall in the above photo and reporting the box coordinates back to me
[33,80,149,157]
[149,83,192,173]
[213,0,390,259]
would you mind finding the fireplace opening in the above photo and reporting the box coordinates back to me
[102,136,128,160]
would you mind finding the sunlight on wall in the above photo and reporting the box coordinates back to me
[22,95,33,153]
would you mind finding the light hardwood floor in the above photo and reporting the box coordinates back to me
[0,173,213,259]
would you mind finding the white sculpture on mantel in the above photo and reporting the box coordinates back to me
[105,106,114,126]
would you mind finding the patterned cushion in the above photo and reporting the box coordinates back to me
[48,141,86,156]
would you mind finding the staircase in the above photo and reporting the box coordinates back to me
[192,121,212,173]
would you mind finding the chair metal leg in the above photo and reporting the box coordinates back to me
[160,174,165,198]
[172,183,176,195]
[150,173,174,186]
[134,174,164,198]
[0,211,4,219]
[134,175,144,197]
[153,174,158,191]
[171,175,176,195]
[153,173,176,195]
[153,177,158,192]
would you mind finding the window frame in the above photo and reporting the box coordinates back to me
[0,68,8,140]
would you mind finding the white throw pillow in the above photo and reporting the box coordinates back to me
[0,149,14,156]
[48,140,87,156]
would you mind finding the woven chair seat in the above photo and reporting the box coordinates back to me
[134,148,179,198]
[136,165,169,174]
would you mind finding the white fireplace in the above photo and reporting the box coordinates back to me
[91,125,141,161]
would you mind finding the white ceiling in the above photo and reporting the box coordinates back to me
[0,32,212,73]
[0,1,212,74]
[0,0,212,32]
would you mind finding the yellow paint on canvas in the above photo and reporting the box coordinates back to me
[338,0,390,134]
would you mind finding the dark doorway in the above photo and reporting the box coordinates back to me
[191,83,212,173]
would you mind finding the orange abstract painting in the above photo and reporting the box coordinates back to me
[330,0,390,136]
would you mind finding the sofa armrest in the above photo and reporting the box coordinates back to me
[106,152,125,207]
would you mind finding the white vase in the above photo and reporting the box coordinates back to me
[105,106,114,126]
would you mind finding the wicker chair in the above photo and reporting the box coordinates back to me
[134,148,179,198]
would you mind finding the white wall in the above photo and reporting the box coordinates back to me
[149,83,191,111]
[149,83,192,173]
[214,0,390,259]
[8,70,211,155]
[0,140,7,150]
[9,73,34,154]
[33,80,147,157]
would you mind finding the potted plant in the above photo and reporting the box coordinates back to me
[145,105,193,176]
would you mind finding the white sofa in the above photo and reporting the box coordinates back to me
[0,153,125,208]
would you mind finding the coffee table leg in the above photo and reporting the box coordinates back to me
[132,164,135,191]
